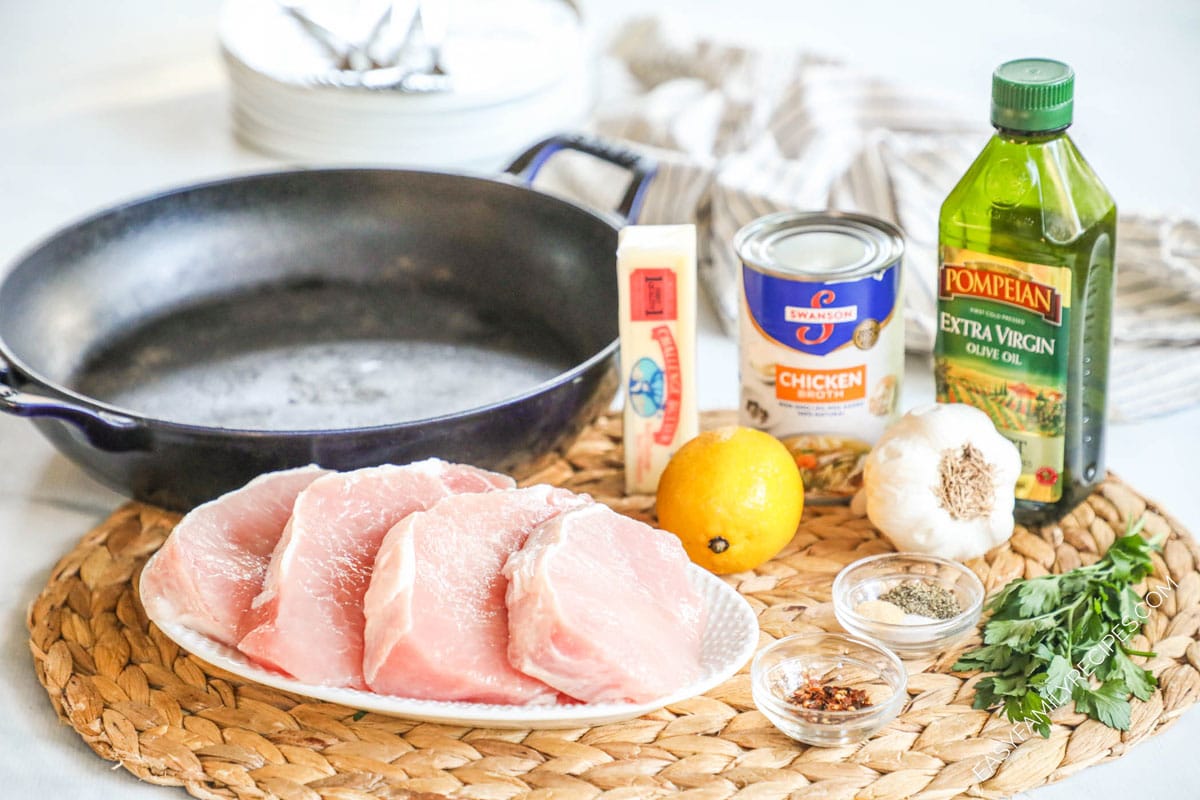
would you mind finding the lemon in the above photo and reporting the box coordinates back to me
[656,426,804,574]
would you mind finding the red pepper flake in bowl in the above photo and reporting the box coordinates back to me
[788,677,872,711]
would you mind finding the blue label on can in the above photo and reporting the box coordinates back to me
[742,263,900,355]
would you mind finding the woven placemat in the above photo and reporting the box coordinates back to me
[28,411,1200,800]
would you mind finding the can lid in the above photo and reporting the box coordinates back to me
[734,212,903,280]
[991,58,1074,133]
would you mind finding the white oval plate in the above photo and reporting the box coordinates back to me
[149,565,760,729]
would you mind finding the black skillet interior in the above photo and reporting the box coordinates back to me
[0,169,618,431]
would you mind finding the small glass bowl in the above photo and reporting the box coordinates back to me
[751,632,907,746]
[833,553,985,659]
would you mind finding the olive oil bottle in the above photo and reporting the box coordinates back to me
[935,59,1116,525]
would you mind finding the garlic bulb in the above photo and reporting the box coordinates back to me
[863,403,1021,561]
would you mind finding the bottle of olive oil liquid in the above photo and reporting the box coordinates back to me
[935,59,1115,524]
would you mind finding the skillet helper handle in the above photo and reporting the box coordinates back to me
[0,360,146,451]
[506,133,657,224]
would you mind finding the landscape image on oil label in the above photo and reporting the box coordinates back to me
[934,360,1064,437]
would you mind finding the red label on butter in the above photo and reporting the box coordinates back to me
[630,269,677,321]
[652,326,682,445]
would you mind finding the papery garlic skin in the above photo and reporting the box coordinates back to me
[864,404,1021,561]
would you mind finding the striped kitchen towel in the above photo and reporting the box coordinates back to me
[539,18,1200,421]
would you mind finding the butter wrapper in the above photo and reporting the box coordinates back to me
[617,224,699,494]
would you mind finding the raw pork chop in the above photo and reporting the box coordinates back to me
[504,503,707,703]
[363,485,590,703]
[238,460,513,688]
[139,465,330,646]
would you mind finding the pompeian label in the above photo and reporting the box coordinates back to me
[934,247,1071,503]
[940,265,1063,323]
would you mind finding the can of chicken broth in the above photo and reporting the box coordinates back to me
[735,211,904,502]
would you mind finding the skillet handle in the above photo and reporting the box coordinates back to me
[0,361,147,452]
[505,133,657,224]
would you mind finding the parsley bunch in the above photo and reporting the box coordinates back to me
[953,518,1162,737]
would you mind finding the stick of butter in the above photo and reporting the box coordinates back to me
[617,224,699,495]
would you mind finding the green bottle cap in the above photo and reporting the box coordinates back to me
[991,58,1074,132]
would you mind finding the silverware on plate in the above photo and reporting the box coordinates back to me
[302,64,453,93]
[279,0,453,93]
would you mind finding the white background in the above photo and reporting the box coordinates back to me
[0,1,1197,798]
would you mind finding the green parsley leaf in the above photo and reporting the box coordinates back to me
[1015,579,1060,617]
[982,615,1057,648]
[1106,648,1158,702]
[1072,681,1133,730]
[1041,655,1081,706]
[953,643,1013,672]
[953,516,1160,736]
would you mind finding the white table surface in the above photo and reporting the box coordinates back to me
[1,1,1197,798]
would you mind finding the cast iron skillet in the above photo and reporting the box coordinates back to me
[0,135,654,509]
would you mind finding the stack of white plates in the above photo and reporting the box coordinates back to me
[219,0,594,170]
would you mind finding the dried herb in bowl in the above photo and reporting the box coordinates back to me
[879,580,961,620]
[953,517,1162,737]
